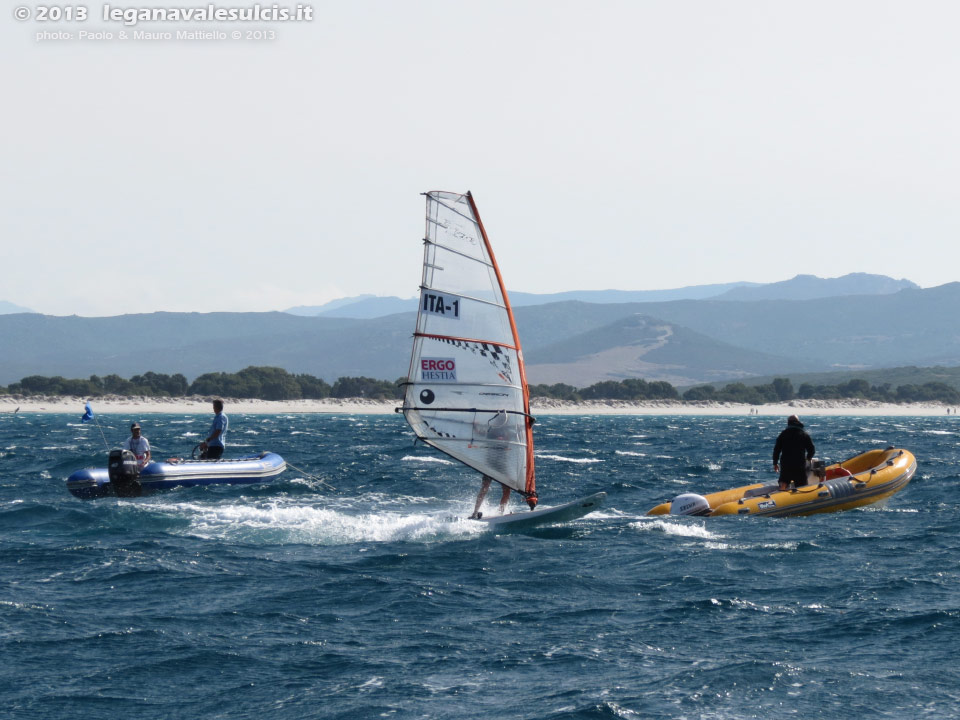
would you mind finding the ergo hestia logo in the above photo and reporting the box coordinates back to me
[420,358,456,382]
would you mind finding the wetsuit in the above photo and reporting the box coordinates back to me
[773,420,815,486]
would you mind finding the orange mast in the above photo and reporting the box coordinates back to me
[466,191,537,508]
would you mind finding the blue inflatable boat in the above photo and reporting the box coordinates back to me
[66,450,287,499]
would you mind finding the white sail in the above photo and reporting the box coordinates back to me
[401,191,536,500]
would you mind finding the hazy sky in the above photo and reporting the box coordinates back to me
[4,1,959,316]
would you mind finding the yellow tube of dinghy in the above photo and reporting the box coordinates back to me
[647,448,916,518]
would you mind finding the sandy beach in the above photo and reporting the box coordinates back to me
[0,395,955,416]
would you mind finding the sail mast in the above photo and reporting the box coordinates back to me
[465,192,537,501]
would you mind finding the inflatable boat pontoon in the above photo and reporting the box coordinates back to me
[648,447,916,518]
[66,450,287,499]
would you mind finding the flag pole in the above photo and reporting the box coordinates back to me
[82,402,109,451]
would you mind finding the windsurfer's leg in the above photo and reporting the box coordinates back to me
[470,476,492,519]
[498,486,511,514]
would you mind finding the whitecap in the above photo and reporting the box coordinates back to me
[358,677,384,691]
[0,600,49,612]
[629,518,723,540]
[536,454,603,464]
[150,499,483,545]
[729,598,777,613]
[402,455,454,464]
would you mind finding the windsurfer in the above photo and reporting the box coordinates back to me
[402,192,541,519]
[468,411,515,518]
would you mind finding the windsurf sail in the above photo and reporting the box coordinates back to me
[400,191,537,506]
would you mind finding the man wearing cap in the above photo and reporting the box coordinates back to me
[773,415,815,491]
[123,423,151,468]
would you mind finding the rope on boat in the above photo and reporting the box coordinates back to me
[284,461,336,491]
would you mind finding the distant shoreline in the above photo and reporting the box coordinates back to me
[1,395,956,417]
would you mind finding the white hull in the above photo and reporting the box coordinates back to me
[472,492,606,532]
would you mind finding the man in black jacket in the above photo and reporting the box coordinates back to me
[773,415,816,491]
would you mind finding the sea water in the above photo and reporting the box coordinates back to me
[1,412,958,719]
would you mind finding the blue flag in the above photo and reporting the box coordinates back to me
[81,403,94,423]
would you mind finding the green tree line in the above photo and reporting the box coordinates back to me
[680,378,960,405]
[1,366,402,401]
[531,376,960,404]
[529,378,681,401]
[3,368,960,404]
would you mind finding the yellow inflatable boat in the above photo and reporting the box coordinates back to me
[647,447,916,518]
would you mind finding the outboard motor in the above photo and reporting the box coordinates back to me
[669,492,711,516]
[108,449,142,497]
[808,459,826,485]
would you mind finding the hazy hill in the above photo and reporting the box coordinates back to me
[281,285,763,319]
[2,283,960,387]
[613,283,960,369]
[0,301,34,314]
[282,274,911,320]
[715,273,918,301]
[502,284,761,306]
[286,295,411,318]
[525,314,820,387]
[0,312,362,384]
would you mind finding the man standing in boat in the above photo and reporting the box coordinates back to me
[199,399,228,460]
[123,422,151,468]
[773,415,815,491]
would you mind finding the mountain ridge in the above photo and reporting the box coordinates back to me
[0,301,34,315]
[282,273,915,319]
[1,282,959,387]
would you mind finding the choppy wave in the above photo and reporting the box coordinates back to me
[0,412,957,719]
[630,517,723,539]
[152,498,484,545]
[402,455,454,464]
[536,454,604,464]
